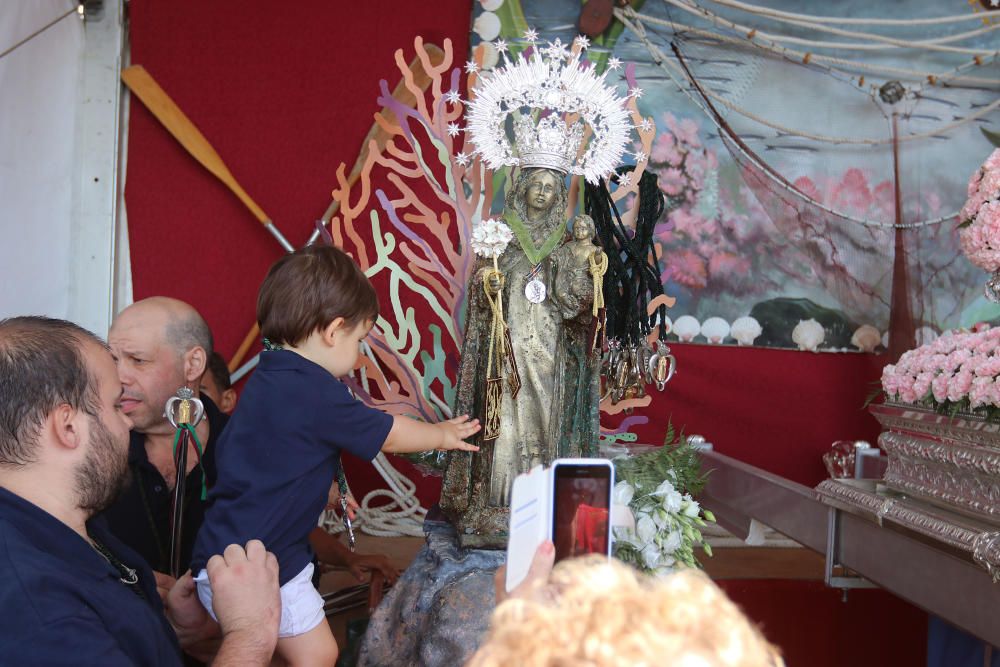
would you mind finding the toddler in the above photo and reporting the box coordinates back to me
[191,245,479,666]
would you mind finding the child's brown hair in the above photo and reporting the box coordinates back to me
[257,245,379,347]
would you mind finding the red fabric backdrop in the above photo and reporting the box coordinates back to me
[125,2,923,662]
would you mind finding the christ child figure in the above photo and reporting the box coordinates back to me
[552,214,603,321]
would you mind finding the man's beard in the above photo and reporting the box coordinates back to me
[75,414,131,514]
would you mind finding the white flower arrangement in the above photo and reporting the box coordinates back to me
[470,217,514,259]
[610,428,715,575]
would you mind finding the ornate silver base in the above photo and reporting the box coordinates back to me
[986,270,1000,304]
[869,403,1000,525]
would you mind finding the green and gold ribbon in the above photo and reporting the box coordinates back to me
[172,424,208,500]
[503,211,567,267]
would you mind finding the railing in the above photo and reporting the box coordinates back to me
[697,449,1000,646]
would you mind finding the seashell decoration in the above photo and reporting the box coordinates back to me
[480,0,504,10]
[700,317,730,344]
[730,316,762,346]
[850,324,881,353]
[792,318,825,352]
[673,315,701,342]
[478,41,500,71]
[473,11,502,41]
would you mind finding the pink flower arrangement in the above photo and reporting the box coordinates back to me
[958,148,1000,273]
[881,326,1000,411]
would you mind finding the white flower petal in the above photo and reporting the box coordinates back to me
[613,481,634,506]
[636,515,657,544]
[641,544,661,569]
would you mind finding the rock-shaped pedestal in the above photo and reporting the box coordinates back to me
[357,519,505,667]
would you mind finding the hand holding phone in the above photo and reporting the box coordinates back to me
[505,459,614,592]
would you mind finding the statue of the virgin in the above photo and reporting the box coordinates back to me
[440,166,601,547]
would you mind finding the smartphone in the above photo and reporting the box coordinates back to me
[506,458,614,591]
[551,459,614,562]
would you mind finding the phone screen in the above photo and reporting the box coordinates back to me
[552,463,611,562]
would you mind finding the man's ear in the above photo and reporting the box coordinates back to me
[321,318,347,347]
[50,403,85,451]
[219,388,238,414]
[183,346,208,384]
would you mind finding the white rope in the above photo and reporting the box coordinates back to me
[635,7,1000,87]
[703,0,999,27]
[662,0,1000,56]
[616,8,958,230]
[321,452,429,538]
[623,9,1000,146]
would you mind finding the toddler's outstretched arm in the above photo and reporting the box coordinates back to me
[383,414,481,453]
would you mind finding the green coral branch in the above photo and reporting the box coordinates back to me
[419,323,457,409]
[367,210,459,356]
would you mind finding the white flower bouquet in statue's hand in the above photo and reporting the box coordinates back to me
[470,217,514,260]
[611,425,715,575]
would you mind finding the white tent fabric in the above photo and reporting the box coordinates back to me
[0,3,83,322]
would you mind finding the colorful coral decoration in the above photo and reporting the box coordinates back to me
[461,32,634,184]
[959,148,1000,301]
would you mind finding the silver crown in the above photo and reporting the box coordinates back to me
[512,115,584,174]
[459,35,635,184]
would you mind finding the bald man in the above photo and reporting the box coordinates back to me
[100,297,226,578]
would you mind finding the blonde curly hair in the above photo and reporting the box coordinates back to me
[468,557,783,667]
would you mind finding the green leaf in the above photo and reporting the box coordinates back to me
[862,380,885,409]
[663,420,675,446]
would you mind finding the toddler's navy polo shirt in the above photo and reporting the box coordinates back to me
[192,350,391,585]
[0,487,181,665]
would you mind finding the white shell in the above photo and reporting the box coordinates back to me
[792,318,825,352]
[850,324,881,353]
[881,331,889,349]
[731,316,762,346]
[480,0,504,10]
[473,12,502,41]
[673,315,701,342]
[478,42,499,71]
[700,317,730,344]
